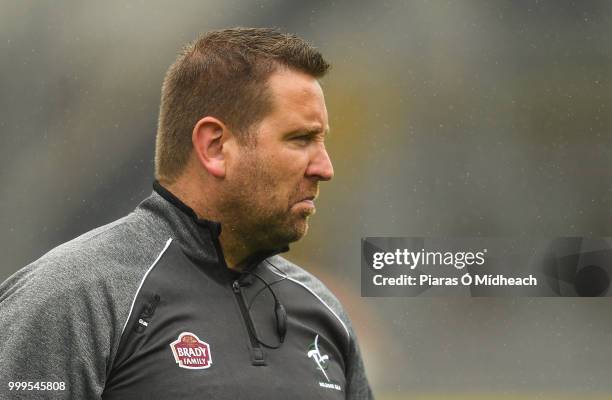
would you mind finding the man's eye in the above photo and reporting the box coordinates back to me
[292,135,311,142]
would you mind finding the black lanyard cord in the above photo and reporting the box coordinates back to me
[238,270,287,349]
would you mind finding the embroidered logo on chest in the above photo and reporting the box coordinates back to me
[307,334,342,391]
[307,334,330,381]
[170,332,212,369]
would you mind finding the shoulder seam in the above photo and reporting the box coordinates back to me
[119,238,173,338]
[266,264,351,344]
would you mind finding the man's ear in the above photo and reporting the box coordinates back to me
[192,116,232,178]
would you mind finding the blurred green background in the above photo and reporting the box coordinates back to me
[1,1,612,398]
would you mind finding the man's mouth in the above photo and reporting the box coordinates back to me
[294,195,316,209]
[299,195,316,204]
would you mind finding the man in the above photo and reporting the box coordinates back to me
[0,28,373,399]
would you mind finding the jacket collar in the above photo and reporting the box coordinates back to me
[137,180,288,273]
[152,180,222,237]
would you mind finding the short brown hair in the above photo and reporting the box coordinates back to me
[154,27,330,182]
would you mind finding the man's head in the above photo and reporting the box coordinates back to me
[155,27,330,181]
[155,28,334,253]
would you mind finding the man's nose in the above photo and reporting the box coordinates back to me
[306,144,334,181]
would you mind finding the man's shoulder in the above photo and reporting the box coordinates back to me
[0,210,170,304]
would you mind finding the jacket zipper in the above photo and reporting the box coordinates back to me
[207,221,286,366]
[232,280,266,366]
[207,231,266,366]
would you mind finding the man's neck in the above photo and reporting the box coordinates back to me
[162,179,256,271]
[217,227,258,270]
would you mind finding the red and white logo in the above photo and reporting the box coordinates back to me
[170,332,212,369]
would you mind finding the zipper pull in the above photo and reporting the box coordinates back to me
[232,280,241,293]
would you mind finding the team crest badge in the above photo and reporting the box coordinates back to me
[307,334,330,381]
[307,334,342,391]
[170,332,212,369]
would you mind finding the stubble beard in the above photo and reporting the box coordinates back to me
[220,151,311,252]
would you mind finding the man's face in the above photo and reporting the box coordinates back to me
[222,68,334,250]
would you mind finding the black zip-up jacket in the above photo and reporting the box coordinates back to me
[0,183,373,399]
